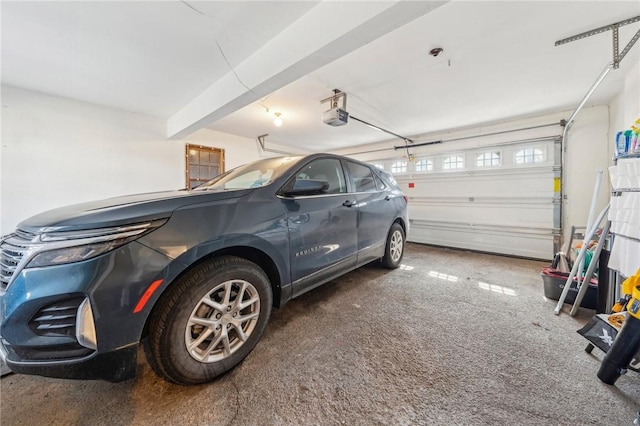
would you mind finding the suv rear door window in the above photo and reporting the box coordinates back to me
[346,161,378,193]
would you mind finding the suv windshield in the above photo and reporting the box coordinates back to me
[193,156,302,191]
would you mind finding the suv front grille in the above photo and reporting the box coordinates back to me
[1,236,28,290]
[0,230,39,291]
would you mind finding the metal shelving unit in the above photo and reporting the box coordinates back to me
[608,153,640,304]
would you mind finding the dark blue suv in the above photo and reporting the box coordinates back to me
[0,153,408,384]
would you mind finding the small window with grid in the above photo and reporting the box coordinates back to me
[415,159,434,172]
[515,148,545,165]
[186,144,225,189]
[443,155,464,170]
[476,152,501,167]
[391,161,407,174]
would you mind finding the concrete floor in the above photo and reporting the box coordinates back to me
[1,243,639,425]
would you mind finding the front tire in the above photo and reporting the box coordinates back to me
[145,256,272,385]
[381,223,405,269]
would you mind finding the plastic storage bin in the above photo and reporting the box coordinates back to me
[541,267,598,309]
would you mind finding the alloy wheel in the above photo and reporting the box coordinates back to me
[185,279,260,363]
[390,230,403,263]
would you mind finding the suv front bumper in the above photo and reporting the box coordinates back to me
[5,344,137,382]
[0,240,174,382]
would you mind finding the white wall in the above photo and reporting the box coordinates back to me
[563,105,611,245]
[0,85,291,235]
[332,106,611,248]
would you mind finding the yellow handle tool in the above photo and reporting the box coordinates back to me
[626,281,640,320]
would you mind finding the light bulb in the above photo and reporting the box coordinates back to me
[274,112,283,127]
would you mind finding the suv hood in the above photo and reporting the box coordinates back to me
[17,189,248,233]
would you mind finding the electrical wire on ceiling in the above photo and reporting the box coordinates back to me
[180,0,273,112]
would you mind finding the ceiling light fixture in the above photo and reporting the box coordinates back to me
[274,112,283,127]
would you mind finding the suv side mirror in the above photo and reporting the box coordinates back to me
[281,179,329,197]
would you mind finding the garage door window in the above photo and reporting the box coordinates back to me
[186,144,224,189]
[415,159,434,172]
[476,152,501,167]
[515,148,545,164]
[391,161,408,174]
[443,156,464,170]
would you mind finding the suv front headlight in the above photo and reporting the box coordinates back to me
[25,219,167,268]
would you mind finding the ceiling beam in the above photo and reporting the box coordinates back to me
[167,1,448,139]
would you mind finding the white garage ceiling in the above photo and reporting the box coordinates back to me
[2,1,639,152]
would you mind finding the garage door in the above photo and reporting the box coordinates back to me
[374,138,561,260]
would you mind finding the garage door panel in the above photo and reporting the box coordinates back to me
[375,138,560,260]
[399,167,555,198]
[409,219,554,259]
[409,202,554,228]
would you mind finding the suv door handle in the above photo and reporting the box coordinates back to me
[342,200,355,207]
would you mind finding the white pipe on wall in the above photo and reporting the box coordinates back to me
[562,63,614,139]
[559,62,614,248]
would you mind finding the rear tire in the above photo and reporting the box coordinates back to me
[380,223,405,269]
[144,256,272,385]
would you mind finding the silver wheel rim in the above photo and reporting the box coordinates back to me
[390,230,403,263]
[185,279,260,363]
